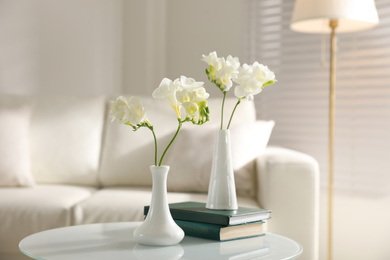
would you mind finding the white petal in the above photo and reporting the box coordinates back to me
[234,86,246,98]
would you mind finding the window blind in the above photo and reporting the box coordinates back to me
[245,0,390,195]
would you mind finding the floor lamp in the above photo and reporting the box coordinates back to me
[290,1,379,259]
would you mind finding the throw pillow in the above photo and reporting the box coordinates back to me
[165,120,275,197]
[0,105,35,187]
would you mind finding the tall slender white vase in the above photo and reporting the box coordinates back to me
[133,165,184,246]
[206,129,238,210]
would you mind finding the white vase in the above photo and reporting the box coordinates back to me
[206,129,238,210]
[133,165,184,246]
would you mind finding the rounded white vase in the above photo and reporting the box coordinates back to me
[206,129,238,210]
[133,165,184,246]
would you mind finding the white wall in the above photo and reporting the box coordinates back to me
[37,0,123,96]
[121,0,246,97]
[165,0,246,98]
[122,0,167,96]
[0,0,122,96]
[0,0,245,97]
[0,1,38,95]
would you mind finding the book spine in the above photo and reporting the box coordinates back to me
[144,206,230,225]
[175,220,221,240]
[173,210,231,225]
[175,220,265,241]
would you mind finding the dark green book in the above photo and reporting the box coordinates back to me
[143,201,271,226]
[175,219,265,241]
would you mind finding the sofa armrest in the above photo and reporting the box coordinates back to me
[256,146,319,260]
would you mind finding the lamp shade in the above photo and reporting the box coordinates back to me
[291,0,379,34]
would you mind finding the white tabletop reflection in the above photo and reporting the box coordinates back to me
[19,222,302,260]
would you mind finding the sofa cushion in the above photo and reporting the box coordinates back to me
[30,96,106,186]
[0,184,96,253]
[74,187,259,225]
[0,104,35,187]
[165,120,275,196]
[99,97,256,187]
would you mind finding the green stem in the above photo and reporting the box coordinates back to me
[150,128,158,166]
[221,91,227,129]
[158,119,182,166]
[227,98,242,130]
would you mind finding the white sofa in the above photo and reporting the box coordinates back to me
[0,94,319,260]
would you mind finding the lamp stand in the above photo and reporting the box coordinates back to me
[328,19,338,260]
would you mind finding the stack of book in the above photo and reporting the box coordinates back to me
[144,201,271,242]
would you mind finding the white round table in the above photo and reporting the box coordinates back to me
[19,222,302,260]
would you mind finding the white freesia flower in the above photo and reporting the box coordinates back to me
[202,51,276,129]
[216,55,240,91]
[193,87,210,102]
[234,78,260,101]
[110,96,131,123]
[202,51,222,71]
[234,62,276,101]
[202,52,241,91]
[110,96,147,125]
[179,75,204,89]
[176,88,196,104]
[176,76,209,117]
[177,92,203,117]
[110,75,210,167]
[252,62,276,85]
[182,102,199,117]
[127,96,147,125]
[152,78,181,118]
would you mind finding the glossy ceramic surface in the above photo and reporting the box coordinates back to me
[206,130,238,210]
[133,165,184,246]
